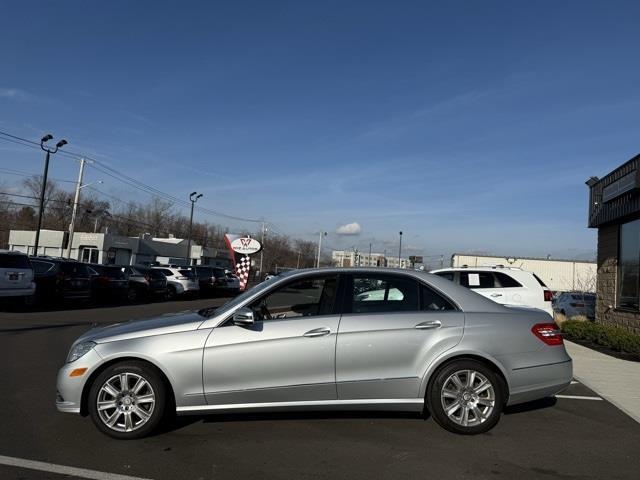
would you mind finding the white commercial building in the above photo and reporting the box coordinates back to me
[332,250,412,269]
[450,253,597,292]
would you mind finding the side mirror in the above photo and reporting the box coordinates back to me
[233,307,255,326]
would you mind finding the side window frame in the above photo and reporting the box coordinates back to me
[345,273,422,315]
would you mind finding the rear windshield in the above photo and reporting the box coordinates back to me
[0,253,31,269]
[101,267,125,279]
[31,260,55,274]
[213,268,225,277]
[179,269,197,278]
[60,263,89,276]
[196,267,212,276]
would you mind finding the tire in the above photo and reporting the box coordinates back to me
[166,285,177,301]
[127,287,139,303]
[427,359,505,435]
[88,361,167,439]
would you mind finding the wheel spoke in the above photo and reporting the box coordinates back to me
[97,400,117,411]
[102,382,120,398]
[136,394,155,404]
[106,410,121,427]
[474,380,492,395]
[119,373,129,391]
[446,401,462,416]
[123,411,134,431]
[450,374,464,390]
[132,377,146,394]
[471,405,485,421]
[442,389,458,399]
[477,397,494,407]
[461,406,470,426]
[467,371,476,388]
[134,406,151,421]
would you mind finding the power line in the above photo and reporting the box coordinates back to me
[0,129,263,224]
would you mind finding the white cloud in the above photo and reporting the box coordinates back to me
[0,88,32,101]
[336,222,362,235]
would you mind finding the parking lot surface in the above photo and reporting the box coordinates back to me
[1,300,639,480]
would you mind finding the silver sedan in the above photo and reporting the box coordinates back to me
[56,268,572,439]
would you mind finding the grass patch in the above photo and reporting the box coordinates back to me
[561,319,640,356]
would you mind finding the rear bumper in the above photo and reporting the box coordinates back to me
[0,284,35,297]
[506,358,573,406]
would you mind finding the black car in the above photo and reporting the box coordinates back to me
[195,266,229,297]
[87,264,128,302]
[119,265,168,301]
[30,257,92,303]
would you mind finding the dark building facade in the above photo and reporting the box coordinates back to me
[587,154,640,334]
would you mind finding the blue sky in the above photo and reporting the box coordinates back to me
[2,1,640,262]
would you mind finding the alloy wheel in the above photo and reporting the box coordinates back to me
[440,369,495,427]
[96,372,156,433]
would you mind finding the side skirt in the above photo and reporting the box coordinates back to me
[176,398,425,415]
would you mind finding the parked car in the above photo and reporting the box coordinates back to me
[87,264,128,302]
[30,257,92,303]
[57,267,571,439]
[222,270,240,295]
[431,266,553,316]
[151,266,199,299]
[553,292,596,319]
[119,266,168,302]
[194,266,226,296]
[0,250,35,302]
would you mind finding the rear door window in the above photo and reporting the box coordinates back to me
[494,272,522,288]
[351,274,420,313]
[435,272,455,282]
[420,284,456,311]
[460,271,495,289]
[0,254,32,269]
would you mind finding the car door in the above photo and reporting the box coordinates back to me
[336,273,464,400]
[202,274,341,405]
[493,271,527,306]
[460,271,506,304]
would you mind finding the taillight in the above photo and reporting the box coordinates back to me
[543,290,553,302]
[531,323,563,346]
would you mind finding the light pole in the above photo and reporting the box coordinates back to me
[316,231,327,268]
[186,192,203,265]
[34,134,67,256]
[66,158,103,258]
[398,231,403,268]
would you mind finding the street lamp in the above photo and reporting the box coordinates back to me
[187,192,203,265]
[34,134,67,256]
[398,231,403,268]
[316,231,327,268]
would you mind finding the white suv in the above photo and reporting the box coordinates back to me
[0,250,36,301]
[151,266,200,300]
[430,266,553,316]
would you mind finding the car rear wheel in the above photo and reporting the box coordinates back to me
[166,285,177,301]
[88,361,167,439]
[427,359,504,435]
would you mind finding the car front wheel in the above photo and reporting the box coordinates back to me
[427,359,504,435]
[88,361,167,439]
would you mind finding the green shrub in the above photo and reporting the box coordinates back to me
[561,320,640,355]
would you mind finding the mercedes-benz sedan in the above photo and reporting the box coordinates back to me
[56,268,572,439]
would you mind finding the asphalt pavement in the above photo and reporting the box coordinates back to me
[1,298,639,480]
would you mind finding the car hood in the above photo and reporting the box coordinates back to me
[76,311,205,344]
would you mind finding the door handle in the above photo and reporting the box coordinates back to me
[490,293,503,297]
[303,327,331,337]
[415,320,442,330]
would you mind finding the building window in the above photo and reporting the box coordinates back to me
[618,219,640,310]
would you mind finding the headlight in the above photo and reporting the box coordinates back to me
[66,341,96,363]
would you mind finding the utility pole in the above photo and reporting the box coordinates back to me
[187,192,203,266]
[316,231,327,268]
[296,250,301,269]
[66,159,85,258]
[398,231,403,268]
[259,221,266,278]
[34,134,67,256]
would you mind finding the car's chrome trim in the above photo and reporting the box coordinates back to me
[176,398,424,413]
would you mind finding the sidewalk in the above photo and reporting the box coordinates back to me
[565,340,640,423]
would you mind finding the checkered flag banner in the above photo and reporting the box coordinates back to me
[235,255,251,291]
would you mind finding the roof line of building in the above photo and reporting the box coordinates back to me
[452,253,596,264]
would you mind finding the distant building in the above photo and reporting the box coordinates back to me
[331,250,412,269]
[450,254,596,293]
[587,154,640,334]
[8,229,232,267]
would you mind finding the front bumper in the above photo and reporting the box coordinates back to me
[55,348,103,415]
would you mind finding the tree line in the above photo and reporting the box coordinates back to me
[0,176,321,273]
